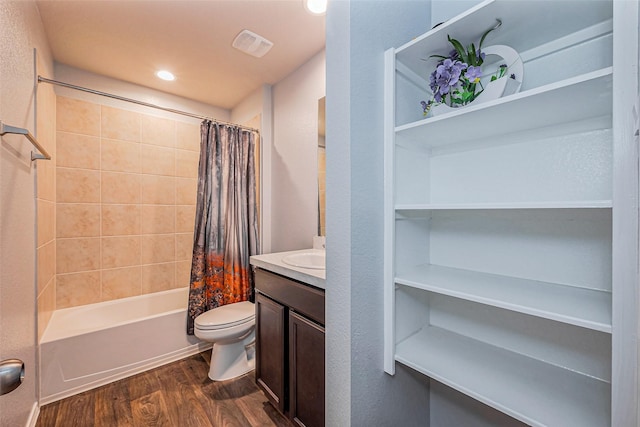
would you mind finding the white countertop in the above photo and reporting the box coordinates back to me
[250,249,326,290]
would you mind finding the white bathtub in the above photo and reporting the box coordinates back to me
[39,287,210,404]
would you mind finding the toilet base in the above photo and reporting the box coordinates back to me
[208,334,255,381]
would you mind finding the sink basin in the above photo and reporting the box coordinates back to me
[282,251,326,270]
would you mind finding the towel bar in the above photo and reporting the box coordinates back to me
[0,121,51,161]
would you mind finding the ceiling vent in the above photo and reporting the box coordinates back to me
[232,30,273,58]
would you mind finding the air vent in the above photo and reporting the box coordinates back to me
[232,30,273,58]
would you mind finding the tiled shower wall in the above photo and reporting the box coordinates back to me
[54,96,200,309]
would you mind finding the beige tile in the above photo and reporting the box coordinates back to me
[56,238,100,274]
[57,168,100,203]
[102,236,141,269]
[37,200,55,247]
[175,178,197,205]
[37,160,56,202]
[175,149,199,178]
[57,132,100,169]
[176,121,201,152]
[57,204,101,238]
[141,205,175,234]
[175,260,192,289]
[102,267,142,301]
[101,172,140,204]
[176,205,196,233]
[37,241,56,295]
[142,115,175,148]
[142,234,175,264]
[142,262,176,294]
[102,205,141,236]
[56,271,101,309]
[141,175,175,205]
[56,97,100,136]
[142,145,175,176]
[37,279,56,341]
[176,233,193,261]
[101,106,141,142]
[36,81,56,161]
[101,138,141,173]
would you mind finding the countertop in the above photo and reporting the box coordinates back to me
[250,249,326,290]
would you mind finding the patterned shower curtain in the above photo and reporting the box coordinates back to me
[186,120,260,335]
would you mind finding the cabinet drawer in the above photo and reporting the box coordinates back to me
[255,268,325,325]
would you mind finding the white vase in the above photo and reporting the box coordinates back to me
[430,45,523,117]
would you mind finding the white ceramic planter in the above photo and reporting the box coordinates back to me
[431,45,523,116]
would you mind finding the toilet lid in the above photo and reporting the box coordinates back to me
[195,301,255,330]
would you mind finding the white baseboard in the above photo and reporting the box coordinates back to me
[26,402,39,427]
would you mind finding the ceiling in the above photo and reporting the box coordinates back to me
[36,0,326,110]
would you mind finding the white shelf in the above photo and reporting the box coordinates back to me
[395,200,613,211]
[383,0,629,423]
[396,264,611,333]
[395,68,612,149]
[395,327,611,427]
[396,0,612,78]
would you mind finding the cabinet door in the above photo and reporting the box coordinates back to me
[255,292,286,412]
[289,311,325,427]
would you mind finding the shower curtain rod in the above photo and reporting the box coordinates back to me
[37,76,260,134]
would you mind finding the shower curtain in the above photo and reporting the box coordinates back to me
[186,121,260,335]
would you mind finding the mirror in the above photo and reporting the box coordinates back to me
[317,97,326,236]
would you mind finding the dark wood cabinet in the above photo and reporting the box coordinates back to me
[289,311,325,427]
[255,292,286,412]
[254,268,325,427]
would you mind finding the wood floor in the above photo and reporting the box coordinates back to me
[36,352,291,427]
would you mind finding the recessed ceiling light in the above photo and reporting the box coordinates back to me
[305,0,327,15]
[156,70,175,81]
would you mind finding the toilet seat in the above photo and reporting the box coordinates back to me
[195,301,255,331]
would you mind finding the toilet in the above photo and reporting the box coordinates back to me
[194,301,256,381]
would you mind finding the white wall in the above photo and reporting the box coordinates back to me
[53,63,230,122]
[270,50,326,252]
[232,84,274,254]
[0,1,54,425]
[325,1,432,425]
[231,85,265,125]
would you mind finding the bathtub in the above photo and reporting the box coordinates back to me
[39,287,210,404]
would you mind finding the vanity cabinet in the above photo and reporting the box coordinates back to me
[255,268,325,427]
[255,292,286,412]
[383,1,639,426]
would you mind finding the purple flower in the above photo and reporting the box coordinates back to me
[476,50,486,61]
[420,100,433,115]
[448,49,459,60]
[465,66,482,82]
[429,58,467,103]
[510,73,516,80]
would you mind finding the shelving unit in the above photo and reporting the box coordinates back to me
[396,263,611,332]
[396,200,613,210]
[395,68,613,149]
[383,0,639,425]
[395,326,611,427]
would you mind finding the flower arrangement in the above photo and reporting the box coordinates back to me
[421,20,515,116]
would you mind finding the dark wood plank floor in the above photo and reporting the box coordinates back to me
[37,352,291,427]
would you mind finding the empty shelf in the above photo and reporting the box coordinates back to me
[396,264,611,332]
[396,326,611,427]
